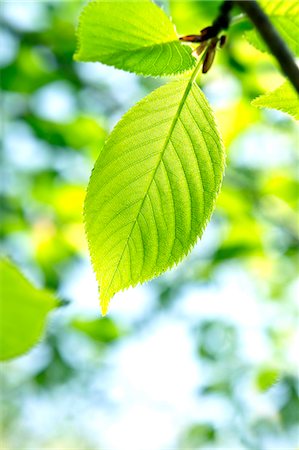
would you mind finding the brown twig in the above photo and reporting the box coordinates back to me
[180,0,233,43]
[235,0,299,94]
[181,0,299,93]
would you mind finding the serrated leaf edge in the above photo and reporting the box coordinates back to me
[84,75,225,314]
[73,0,196,78]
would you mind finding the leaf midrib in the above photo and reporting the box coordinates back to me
[75,39,193,62]
[104,69,200,297]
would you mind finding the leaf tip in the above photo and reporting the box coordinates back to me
[100,298,109,317]
[99,285,111,316]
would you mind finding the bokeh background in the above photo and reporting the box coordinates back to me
[1,1,298,449]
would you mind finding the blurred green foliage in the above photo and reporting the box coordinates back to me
[0,258,57,360]
[1,1,298,449]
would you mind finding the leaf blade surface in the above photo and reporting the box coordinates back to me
[74,0,196,76]
[84,78,225,314]
[252,81,299,120]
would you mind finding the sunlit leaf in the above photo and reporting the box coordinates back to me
[245,0,299,56]
[84,77,225,314]
[74,0,196,76]
[0,258,57,361]
[252,81,299,120]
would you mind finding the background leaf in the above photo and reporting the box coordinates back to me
[71,317,124,343]
[252,81,299,120]
[245,0,299,56]
[85,77,225,314]
[74,0,196,77]
[0,258,57,361]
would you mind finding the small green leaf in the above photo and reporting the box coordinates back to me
[74,0,196,77]
[71,317,123,343]
[85,76,225,314]
[252,81,299,120]
[255,367,280,391]
[245,0,299,56]
[0,258,57,361]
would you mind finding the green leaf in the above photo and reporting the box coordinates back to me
[84,75,225,314]
[255,367,280,391]
[71,317,124,343]
[252,81,299,120]
[245,0,299,56]
[74,0,196,77]
[0,258,57,361]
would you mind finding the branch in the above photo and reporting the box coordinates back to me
[180,1,233,43]
[235,0,299,94]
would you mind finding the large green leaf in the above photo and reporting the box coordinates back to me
[85,76,225,314]
[252,81,299,120]
[74,0,196,77]
[245,0,299,56]
[0,258,57,361]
